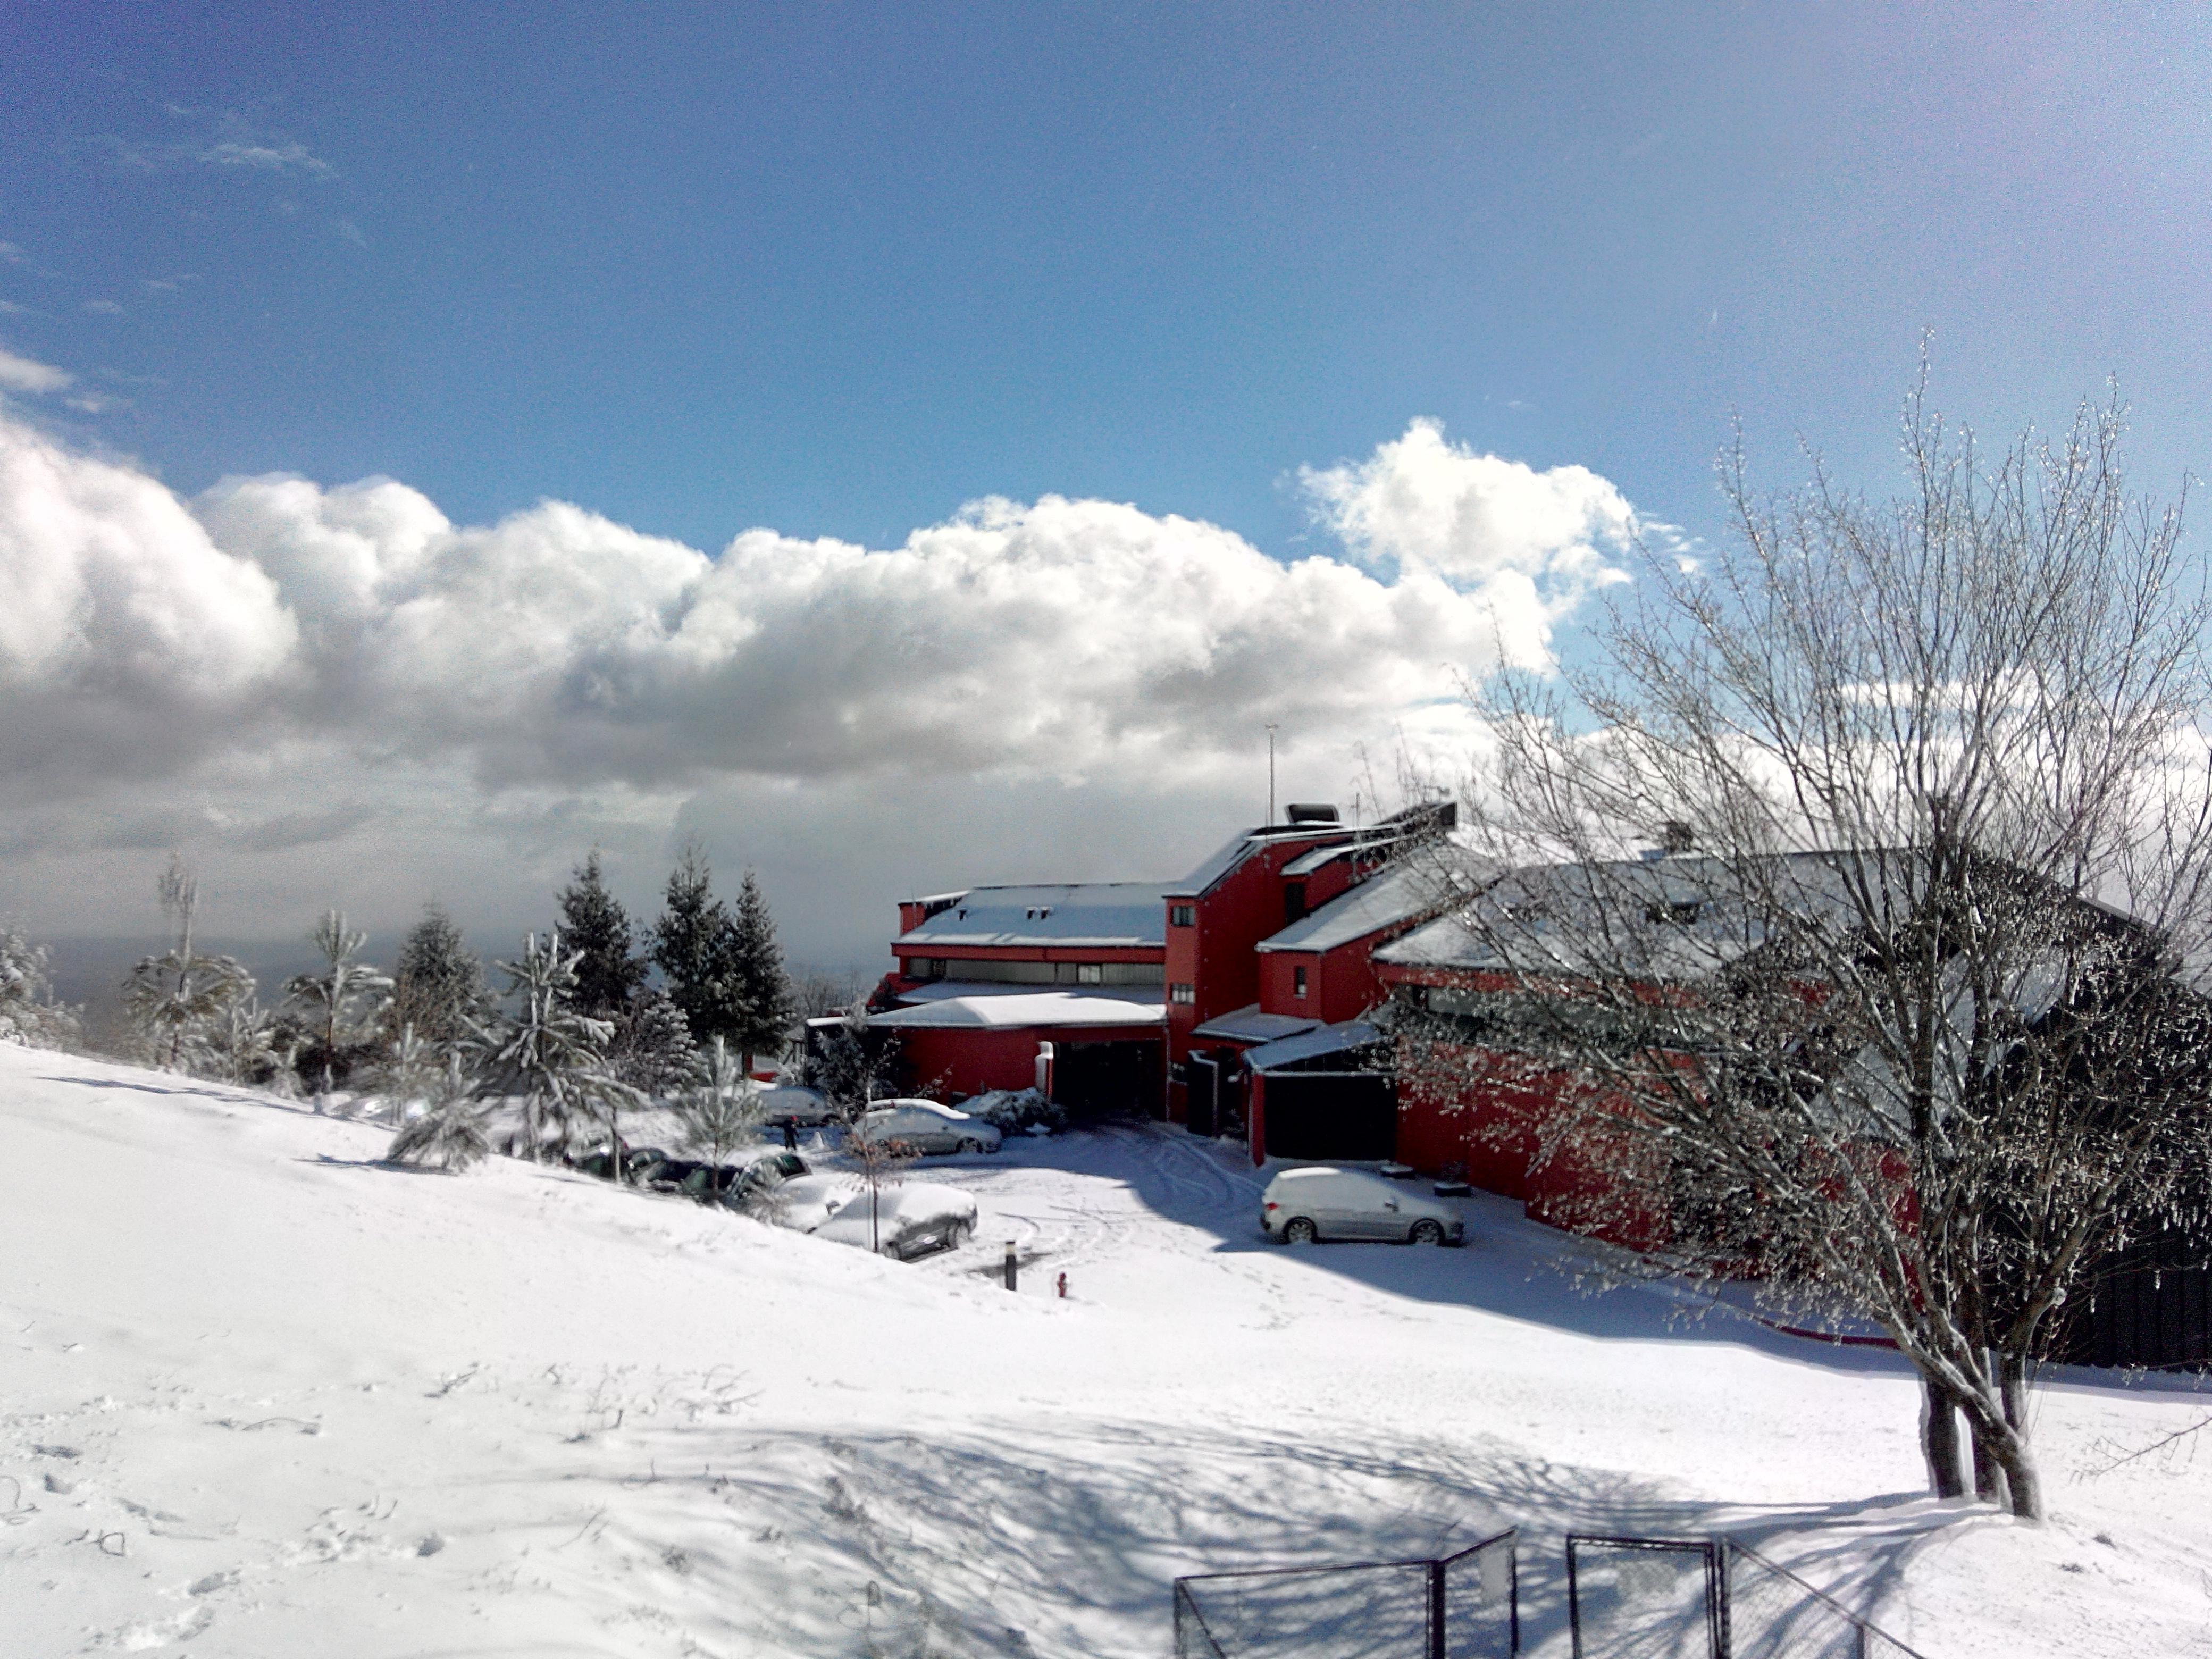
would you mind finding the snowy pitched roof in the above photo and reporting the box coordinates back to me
[1243,1019,1386,1072]
[1163,825,1352,899]
[1190,1005,1322,1044]
[867,986,1166,1030]
[893,883,1170,950]
[1258,850,1490,955]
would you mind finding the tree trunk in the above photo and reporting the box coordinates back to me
[1971,1421,2010,1508]
[1996,1432,2045,1521]
[1920,1379,1966,1498]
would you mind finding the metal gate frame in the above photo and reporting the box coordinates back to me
[1174,1528,1520,1658]
[1565,1534,1727,1659]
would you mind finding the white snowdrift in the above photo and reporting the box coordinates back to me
[2,1042,2209,1657]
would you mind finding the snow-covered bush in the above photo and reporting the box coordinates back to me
[0,926,79,1051]
[961,1088,1064,1135]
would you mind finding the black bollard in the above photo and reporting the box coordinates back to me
[1003,1241,1018,1292]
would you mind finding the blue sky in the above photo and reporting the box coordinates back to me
[13,3,2207,550]
[3,3,2209,965]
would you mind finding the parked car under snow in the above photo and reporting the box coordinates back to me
[770,1173,979,1260]
[853,1099,1002,1155]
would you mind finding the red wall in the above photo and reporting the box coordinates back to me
[891,1022,1164,1102]
[1256,932,1394,1025]
[1163,828,1353,1120]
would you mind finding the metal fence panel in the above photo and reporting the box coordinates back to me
[1566,1537,1724,1659]
[1723,1541,1931,1659]
[1174,1561,1434,1659]
[1441,1530,1520,1658]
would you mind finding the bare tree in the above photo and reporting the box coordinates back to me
[1433,378,2212,1520]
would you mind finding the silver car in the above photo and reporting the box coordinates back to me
[853,1099,1003,1156]
[1261,1166,1464,1245]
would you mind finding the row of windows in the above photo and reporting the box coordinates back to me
[905,957,1167,987]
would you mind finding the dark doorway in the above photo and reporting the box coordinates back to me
[1187,1054,1219,1136]
[1260,1071,1396,1161]
[1054,1040,1163,1119]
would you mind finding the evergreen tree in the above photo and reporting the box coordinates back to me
[651,843,743,1045]
[556,851,650,1020]
[614,990,703,1101]
[387,1052,495,1171]
[726,869,793,1076]
[0,926,80,1051]
[124,856,254,1073]
[671,1036,762,1189]
[473,930,631,1162]
[284,910,394,1100]
[389,903,491,1057]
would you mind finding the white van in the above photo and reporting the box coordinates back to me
[1260,1166,1464,1246]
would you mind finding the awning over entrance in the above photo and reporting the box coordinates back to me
[1189,1004,1321,1045]
[1243,1019,1385,1072]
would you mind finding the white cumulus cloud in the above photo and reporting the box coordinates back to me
[0,412,1647,952]
[1299,418,1639,663]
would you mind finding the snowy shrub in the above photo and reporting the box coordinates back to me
[962,1088,1065,1135]
[0,926,79,1051]
[386,1054,494,1171]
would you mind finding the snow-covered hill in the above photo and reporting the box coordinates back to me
[4,1043,2208,1657]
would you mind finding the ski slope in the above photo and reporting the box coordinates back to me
[3,1042,2208,1657]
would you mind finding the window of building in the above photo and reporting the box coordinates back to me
[1170,982,1195,1004]
[1283,883,1308,924]
[908,957,943,980]
[1077,962,1103,984]
[1293,965,1309,998]
[1170,903,1195,927]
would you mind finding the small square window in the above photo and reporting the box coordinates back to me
[1170,982,1195,1004]
[1170,903,1195,927]
[1077,962,1103,985]
[1293,966,1309,998]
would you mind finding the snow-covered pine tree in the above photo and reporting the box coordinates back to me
[615,989,703,1101]
[386,1052,495,1171]
[388,903,492,1059]
[671,1035,761,1194]
[284,910,394,1101]
[124,856,254,1073]
[473,929,628,1162]
[726,869,794,1077]
[0,926,80,1051]
[557,850,651,1020]
[651,843,744,1045]
[204,998,296,1091]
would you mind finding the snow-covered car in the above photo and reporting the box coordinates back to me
[770,1173,979,1259]
[854,1100,1002,1155]
[753,1085,837,1127]
[1260,1166,1464,1246]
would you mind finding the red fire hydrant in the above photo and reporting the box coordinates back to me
[1056,1272,1068,1299]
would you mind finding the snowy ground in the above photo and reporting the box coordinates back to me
[4,1044,2211,1657]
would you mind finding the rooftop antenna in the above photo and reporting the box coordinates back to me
[1266,724,1280,826]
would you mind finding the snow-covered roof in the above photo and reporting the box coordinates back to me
[1279,827,1425,877]
[893,883,1170,949]
[1163,825,1352,899]
[866,987,1167,1030]
[1258,851,1489,955]
[1244,1019,1385,1071]
[1190,1004,1322,1044]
